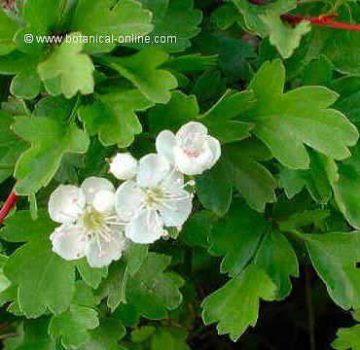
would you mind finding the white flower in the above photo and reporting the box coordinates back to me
[115,154,193,244]
[48,177,127,268]
[156,121,221,176]
[109,152,138,180]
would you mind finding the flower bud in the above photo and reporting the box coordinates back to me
[109,153,138,180]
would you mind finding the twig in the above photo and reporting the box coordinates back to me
[0,332,17,340]
[248,0,360,31]
[282,13,360,31]
[0,191,18,224]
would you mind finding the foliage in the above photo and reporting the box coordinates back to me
[0,0,360,349]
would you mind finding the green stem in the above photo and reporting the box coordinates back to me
[289,229,306,240]
[68,95,80,123]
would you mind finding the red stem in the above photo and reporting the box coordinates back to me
[282,13,360,31]
[0,192,17,224]
[249,0,360,31]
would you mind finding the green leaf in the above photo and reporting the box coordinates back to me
[76,259,108,289]
[151,329,190,350]
[332,76,360,125]
[0,111,27,184]
[93,249,140,313]
[196,158,233,217]
[97,262,127,312]
[260,12,310,59]
[332,144,360,229]
[20,0,63,31]
[13,96,90,195]
[4,238,75,317]
[79,89,153,147]
[180,210,215,248]
[0,51,42,99]
[37,33,95,98]
[148,91,199,133]
[254,231,299,299]
[201,89,255,122]
[192,70,225,103]
[301,56,333,86]
[4,319,56,350]
[114,303,140,327]
[132,325,156,343]
[279,209,330,232]
[323,31,360,76]
[162,54,218,73]
[225,140,277,212]
[200,90,255,144]
[123,243,148,276]
[126,253,184,319]
[2,211,75,317]
[0,8,18,56]
[332,325,360,350]
[0,210,55,242]
[196,33,255,82]
[0,254,11,295]
[231,0,296,36]
[245,59,359,169]
[49,304,99,349]
[79,318,126,350]
[279,151,338,204]
[136,0,202,52]
[208,200,268,277]
[212,3,241,30]
[149,89,254,143]
[305,232,360,310]
[103,48,177,104]
[278,166,306,199]
[202,264,277,341]
[73,281,99,308]
[71,0,153,53]
[15,0,65,54]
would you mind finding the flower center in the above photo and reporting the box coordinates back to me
[82,208,107,234]
[144,187,165,207]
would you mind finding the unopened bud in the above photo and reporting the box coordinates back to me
[109,153,138,180]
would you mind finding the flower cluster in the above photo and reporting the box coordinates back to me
[48,122,221,267]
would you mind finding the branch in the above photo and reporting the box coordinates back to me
[248,0,360,31]
[282,13,360,31]
[0,192,17,224]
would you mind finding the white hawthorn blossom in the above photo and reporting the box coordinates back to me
[109,152,138,180]
[48,177,127,268]
[115,154,193,244]
[47,122,223,266]
[156,121,221,176]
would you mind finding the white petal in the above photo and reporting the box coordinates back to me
[85,230,126,268]
[161,169,184,192]
[48,185,86,224]
[92,190,115,213]
[115,181,145,221]
[50,224,87,261]
[156,130,176,164]
[81,177,115,203]
[125,209,164,244]
[207,136,221,168]
[176,121,208,140]
[109,153,138,180]
[159,190,193,227]
[174,146,213,176]
[137,154,171,188]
